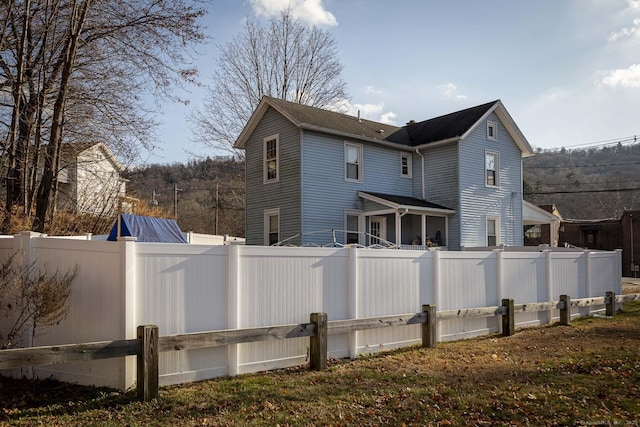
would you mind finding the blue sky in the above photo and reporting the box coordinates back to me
[148,0,640,164]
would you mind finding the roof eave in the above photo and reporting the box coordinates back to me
[358,192,455,215]
[233,99,270,150]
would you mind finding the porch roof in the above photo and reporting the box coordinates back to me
[358,191,455,215]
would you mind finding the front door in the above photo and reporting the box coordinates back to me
[369,216,386,245]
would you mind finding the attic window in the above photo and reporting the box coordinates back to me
[487,121,497,141]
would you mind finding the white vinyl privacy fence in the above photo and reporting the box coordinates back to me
[0,232,622,390]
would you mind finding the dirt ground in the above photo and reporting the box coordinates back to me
[622,279,640,294]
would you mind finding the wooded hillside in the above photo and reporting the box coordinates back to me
[125,157,244,236]
[524,142,640,219]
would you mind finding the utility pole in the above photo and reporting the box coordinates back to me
[215,182,219,235]
[170,183,183,219]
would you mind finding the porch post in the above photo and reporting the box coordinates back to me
[421,214,426,247]
[395,212,402,246]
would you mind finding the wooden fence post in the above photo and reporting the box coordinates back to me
[606,291,616,317]
[422,304,437,348]
[137,325,159,402]
[310,313,327,371]
[560,295,571,326]
[501,299,514,336]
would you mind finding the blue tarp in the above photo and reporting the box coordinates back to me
[107,214,187,243]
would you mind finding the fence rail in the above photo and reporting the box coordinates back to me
[1,292,638,402]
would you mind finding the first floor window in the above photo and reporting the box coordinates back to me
[487,217,498,246]
[265,209,280,245]
[346,213,361,244]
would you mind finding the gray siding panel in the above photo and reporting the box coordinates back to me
[301,132,413,245]
[421,143,460,249]
[458,112,523,248]
[245,107,301,245]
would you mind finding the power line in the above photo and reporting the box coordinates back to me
[534,180,640,187]
[524,161,640,169]
[526,187,640,195]
[539,135,639,151]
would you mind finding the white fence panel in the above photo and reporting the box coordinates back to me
[550,252,588,317]
[237,246,344,374]
[589,252,622,296]
[30,238,125,389]
[503,252,549,327]
[356,250,426,355]
[439,252,499,340]
[135,244,230,386]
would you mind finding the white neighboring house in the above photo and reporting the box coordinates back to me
[56,142,129,215]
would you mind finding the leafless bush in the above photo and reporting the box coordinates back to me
[0,255,76,349]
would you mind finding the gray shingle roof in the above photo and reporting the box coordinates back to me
[385,101,499,147]
[360,191,454,211]
[236,96,532,155]
[265,96,400,141]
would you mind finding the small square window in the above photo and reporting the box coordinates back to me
[487,121,497,141]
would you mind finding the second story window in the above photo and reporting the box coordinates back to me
[264,134,279,183]
[345,142,362,182]
[485,151,498,187]
[401,152,412,178]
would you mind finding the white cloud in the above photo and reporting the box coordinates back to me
[601,64,640,87]
[628,0,640,11]
[437,83,467,101]
[249,0,337,26]
[380,112,397,125]
[342,102,397,125]
[609,17,640,41]
[364,85,385,96]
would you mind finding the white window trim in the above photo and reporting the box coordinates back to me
[400,152,412,178]
[263,134,279,184]
[485,150,499,188]
[344,142,363,183]
[344,210,364,245]
[487,121,497,141]
[486,215,500,246]
[264,208,280,246]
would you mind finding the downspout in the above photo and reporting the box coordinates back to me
[415,149,425,200]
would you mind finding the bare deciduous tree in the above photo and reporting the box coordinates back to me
[191,10,348,155]
[0,254,76,349]
[0,0,206,232]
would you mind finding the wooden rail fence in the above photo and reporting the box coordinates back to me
[1,292,638,401]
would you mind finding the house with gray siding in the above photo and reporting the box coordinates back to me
[235,97,534,249]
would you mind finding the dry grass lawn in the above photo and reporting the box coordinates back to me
[1,300,639,426]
